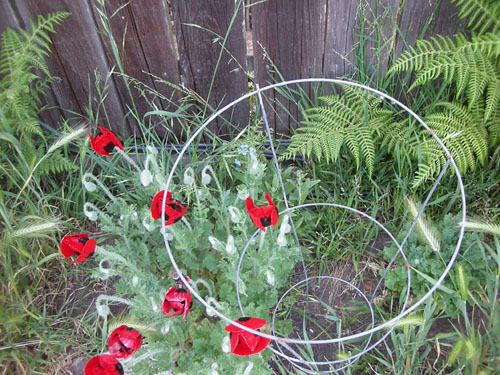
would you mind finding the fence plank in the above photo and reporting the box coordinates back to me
[252,0,327,135]
[92,0,159,137]
[394,0,460,59]
[128,0,182,139]
[171,0,249,139]
[1,0,464,138]
[14,0,129,135]
[361,0,400,82]
[0,1,20,31]
[92,0,183,139]
[323,0,359,79]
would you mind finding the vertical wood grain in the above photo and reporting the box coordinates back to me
[394,0,461,60]
[15,0,129,134]
[360,0,400,83]
[252,0,327,135]
[172,0,248,139]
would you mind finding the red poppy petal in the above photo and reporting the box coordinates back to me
[245,197,255,211]
[270,207,279,227]
[265,192,275,207]
[225,317,267,332]
[240,331,260,352]
[247,209,266,232]
[60,233,88,258]
[108,325,142,359]
[60,238,75,258]
[230,332,240,353]
[72,238,96,264]
[85,354,124,375]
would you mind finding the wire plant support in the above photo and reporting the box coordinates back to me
[160,79,466,373]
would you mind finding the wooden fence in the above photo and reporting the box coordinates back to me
[0,0,461,137]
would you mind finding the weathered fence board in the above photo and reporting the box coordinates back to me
[361,0,400,81]
[172,0,249,138]
[15,0,129,134]
[0,0,462,138]
[394,0,460,59]
[252,0,328,134]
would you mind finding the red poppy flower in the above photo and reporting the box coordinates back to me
[162,286,192,321]
[107,325,142,359]
[151,191,187,225]
[224,317,271,356]
[84,354,124,375]
[89,126,124,157]
[60,233,96,264]
[245,192,279,232]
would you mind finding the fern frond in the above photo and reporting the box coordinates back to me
[388,36,457,75]
[413,102,488,186]
[459,33,500,57]
[283,88,392,175]
[452,0,500,35]
[0,12,69,137]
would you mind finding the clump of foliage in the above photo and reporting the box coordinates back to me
[0,12,73,189]
[383,214,487,315]
[0,12,82,374]
[285,0,500,188]
[82,137,319,374]
[282,85,394,177]
[387,0,500,186]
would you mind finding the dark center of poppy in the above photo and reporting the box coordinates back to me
[78,237,89,245]
[168,202,184,212]
[238,317,251,322]
[260,217,272,227]
[126,327,134,331]
[176,288,187,293]
[115,363,124,375]
[120,340,132,353]
[104,142,116,153]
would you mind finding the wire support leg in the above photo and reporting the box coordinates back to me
[255,85,310,327]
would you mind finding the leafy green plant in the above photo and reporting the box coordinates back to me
[0,12,74,188]
[0,13,91,375]
[77,131,319,373]
[383,214,486,316]
[283,85,394,177]
[387,0,500,186]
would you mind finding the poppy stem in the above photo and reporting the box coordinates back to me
[95,246,141,274]
[96,294,133,317]
[243,361,254,375]
[82,173,118,203]
[203,165,224,198]
[181,216,192,232]
[83,202,112,223]
[192,278,213,298]
[115,148,141,173]
[203,165,231,232]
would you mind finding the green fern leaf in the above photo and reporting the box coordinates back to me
[452,0,500,35]
[283,87,393,175]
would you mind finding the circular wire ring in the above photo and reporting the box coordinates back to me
[160,78,466,348]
